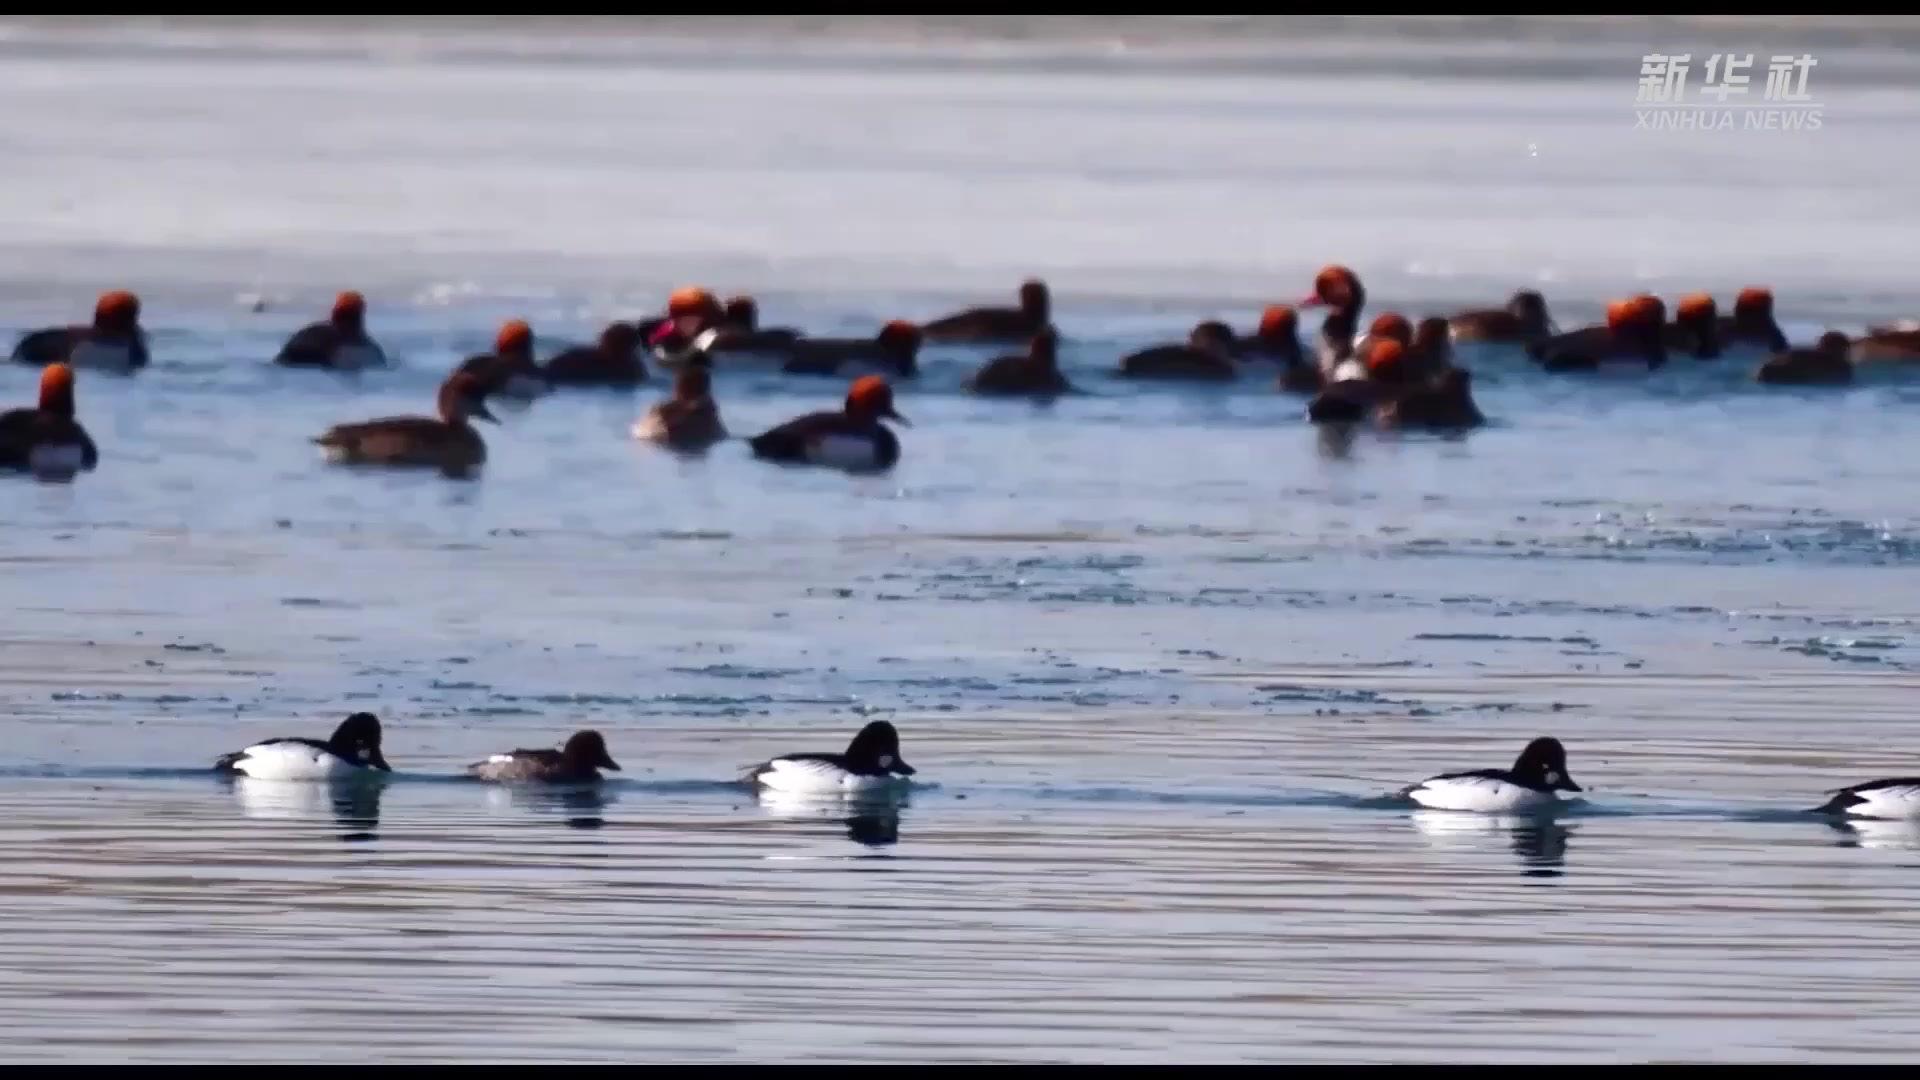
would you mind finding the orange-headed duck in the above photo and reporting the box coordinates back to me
[1448,289,1557,345]
[1300,265,1367,373]
[1247,305,1318,393]
[1721,287,1789,351]
[966,326,1072,397]
[1306,338,1406,424]
[632,365,728,452]
[1351,311,1414,378]
[748,375,908,473]
[457,319,550,400]
[1116,321,1240,382]
[10,290,150,374]
[273,291,390,370]
[1378,367,1486,432]
[645,287,730,361]
[919,279,1051,344]
[312,370,498,478]
[543,322,648,388]
[1667,292,1722,359]
[781,320,922,378]
[1529,294,1668,371]
[1757,332,1854,386]
[0,363,98,480]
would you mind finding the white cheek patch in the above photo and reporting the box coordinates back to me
[1545,770,1560,785]
[878,754,893,769]
[357,747,372,761]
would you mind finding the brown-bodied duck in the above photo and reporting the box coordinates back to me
[313,370,498,477]
[1757,332,1854,386]
[543,322,648,387]
[633,365,728,451]
[1116,321,1240,381]
[919,279,1051,344]
[1447,289,1557,346]
[966,326,1071,397]
[780,320,922,378]
[467,730,622,784]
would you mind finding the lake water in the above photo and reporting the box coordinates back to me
[3,15,1920,1064]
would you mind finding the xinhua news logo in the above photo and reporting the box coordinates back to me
[1634,53,1823,131]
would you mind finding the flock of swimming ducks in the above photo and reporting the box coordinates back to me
[6,268,1916,481]
[211,712,1920,821]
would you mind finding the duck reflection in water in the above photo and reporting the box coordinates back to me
[1824,816,1920,851]
[225,774,384,843]
[1410,810,1574,879]
[485,782,617,830]
[754,787,908,850]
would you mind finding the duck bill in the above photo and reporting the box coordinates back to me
[1558,775,1582,793]
[892,758,917,777]
[599,754,623,772]
[884,408,912,428]
[1299,294,1326,308]
[366,749,393,772]
[470,401,500,425]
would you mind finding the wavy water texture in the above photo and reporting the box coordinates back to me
[3,20,1920,1065]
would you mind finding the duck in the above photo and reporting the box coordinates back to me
[1305,338,1408,424]
[919,278,1051,344]
[709,294,803,351]
[456,319,550,400]
[779,320,922,378]
[542,321,648,387]
[273,291,391,370]
[466,730,622,784]
[11,290,151,374]
[747,374,908,472]
[1721,287,1789,352]
[1377,367,1486,432]
[1667,292,1723,360]
[1812,776,1920,819]
[312,370,497,477]
[0,363,98,480]
[966,326,1071,397]
[1756,332,1854,386]
[212,712,392,781]
[1447,289,1557,346]
[1116,321,1240,382]
[1396,736,1583,813]
[632,365,727,451]
[1529,295,1668,371]
[742,720,917,796]
[1299,265,1367,374]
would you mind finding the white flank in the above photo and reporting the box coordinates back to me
[332,343,388,370]
[1407,775,1561,814]
[28,443,87,477]
[807,434,882,471]
[228,741,365,782]
[68,340,136,373]
[631,407,669,443]
[1840,783,1920,820]
[755,757,903,796]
